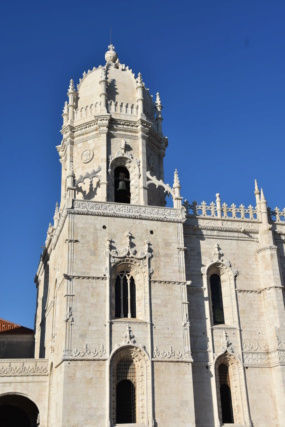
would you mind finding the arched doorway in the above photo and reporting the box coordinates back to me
[0,395,39,427]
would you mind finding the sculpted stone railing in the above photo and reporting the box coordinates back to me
[184,194,259,221]
[269,207,285,224]
[0,359,48,377]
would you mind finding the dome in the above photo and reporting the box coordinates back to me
[74,46,156,122]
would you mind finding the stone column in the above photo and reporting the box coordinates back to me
[96,114,110,201]
[257,188,285,425]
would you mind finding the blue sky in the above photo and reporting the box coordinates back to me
[0,0,284,328]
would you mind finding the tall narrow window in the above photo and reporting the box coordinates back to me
[115,272,136,318]
[210,274,224,325]
[219,364,234,423]
[116,358,136,423]
[115,166,131,204]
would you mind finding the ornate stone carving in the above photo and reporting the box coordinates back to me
[73,200,184,222]
[69,344,106,358]
[75,166,101,185]
[81,149,94,163]
[109,232,151,261]
[221,331,234,354]
[121,325,136,345]
[153,346,183,360]
[146,171,174,198]
[0,360,48,376]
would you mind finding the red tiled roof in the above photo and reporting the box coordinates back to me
[0,318,34,335]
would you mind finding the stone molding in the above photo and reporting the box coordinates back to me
[0,359,48,376]
[64,274,106,281]
[72,200,184,222]
[186,217,259,234]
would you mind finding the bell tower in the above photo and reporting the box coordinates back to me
[57,44,169,207]
[33,45,193,427]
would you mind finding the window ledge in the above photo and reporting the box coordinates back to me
[111,318,148,324]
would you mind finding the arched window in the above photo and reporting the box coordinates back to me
[219,364,234,424]
[116,358,136,423]
[115,272,136,318]
[114,166,131,204]
[210,273,224,325]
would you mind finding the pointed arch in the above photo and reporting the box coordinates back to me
[215,352,247,425]
[110,345,151,426]
[111,259,146,320]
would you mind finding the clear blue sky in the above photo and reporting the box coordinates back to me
[0,0,284,328]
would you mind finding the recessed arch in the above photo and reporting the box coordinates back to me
[0,394,39,427]
[110,345,151,425]
[111,260,145,320]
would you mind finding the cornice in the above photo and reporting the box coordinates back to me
[71,200,184,223]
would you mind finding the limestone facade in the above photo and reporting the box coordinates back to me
[0,44,285,427]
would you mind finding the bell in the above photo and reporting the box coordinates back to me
[117,180,127,191]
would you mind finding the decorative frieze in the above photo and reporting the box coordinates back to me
[0,360,48,376]
[64,344,106,359]
[152,346,184,360]
[72,200,183,222]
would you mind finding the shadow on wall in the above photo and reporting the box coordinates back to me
[185,218,215,425]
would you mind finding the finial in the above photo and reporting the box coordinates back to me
[156,92,162,108]
[260,188,266,201]
[137,72,143,85]
[173,169,181,189]
[63,101,68,114]
[105,44,118,63]
[68,79,75,93]
[254,179,260,195]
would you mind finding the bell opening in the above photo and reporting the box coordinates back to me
[114,166,131,204]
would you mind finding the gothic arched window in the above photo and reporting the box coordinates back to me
[114,166,131,204]
[116,358,136,423]
[219,364,234,423]
[210,273,224,325]
[115,272,136,318]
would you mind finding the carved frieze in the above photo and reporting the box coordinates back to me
[72,200,183,222]
[0,360,48,376]
[153,346,184,361]
[68,344,106,359]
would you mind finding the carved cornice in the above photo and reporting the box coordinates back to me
[72,200,184,223]
[0,360,48,377]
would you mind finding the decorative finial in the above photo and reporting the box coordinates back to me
[173,169,181,189]
[260,188,266,201]
[156,92,162,108]
[254,179,260,195]
[68,79,75,93]
[105,44,118,63]
[137,72,143,85]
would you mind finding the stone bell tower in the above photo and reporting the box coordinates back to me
[33,45,194,427]
[57,44,169,208]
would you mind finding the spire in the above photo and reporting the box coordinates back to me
[254,179,260,195]
[62,101,68,126]
[136,72,144,86]
[260,188,266,202]
[173,169,181,189]
[155,92,163,136]
[155,92,162,109]
[68,79,75,94]
[173,169,182,208]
